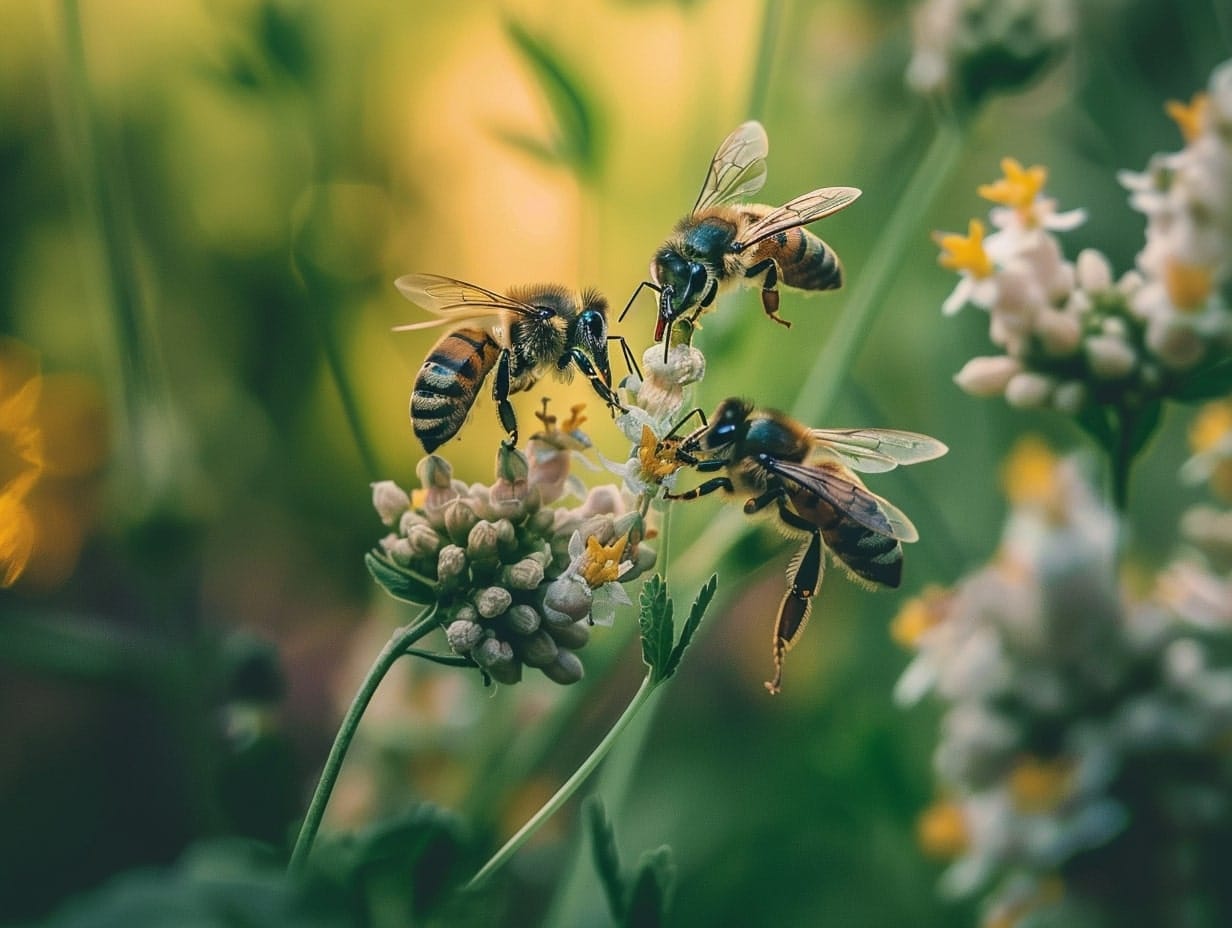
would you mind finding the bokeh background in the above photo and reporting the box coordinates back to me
[2,0,1229,925]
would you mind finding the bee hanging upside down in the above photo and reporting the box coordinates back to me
[394,274,638,453]
[661,398,947,694]
[621,121,861,354]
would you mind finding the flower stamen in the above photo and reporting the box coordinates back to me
[934,219,995,278]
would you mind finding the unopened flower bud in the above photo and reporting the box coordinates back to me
[406,523,441,557]
[1084,334,1137,380]
[445,620,484,654]
[437,544,468,581]
[576,515,616,548]
[495,443,530,484]
[380,534,414,566]
[506,604,542,635]
[472,637,514,670]
[1147,318,1207,370]
[399,509,430,535]
[1052,381,1087,415]
[541,649,584,685]
[613,511,646,546]
[454,603,479,623]
[544,575,594,621]
[1005,372,1055,408]
[545,618,591,649]
[371,481,410,526]
[529,509,556,536]
[1076,248,1113,292]
[503,557,545,590]
[474,586,513,619]
[622,544,657,581]
[486,657,523,686]
[467,520,501,560]
[494,518,517,551]
[416,455,453,490]
[953,356,1023,397]
[514,630,560,668]
[580,485,623,517]
[1034,309,1082,356]
[444,499,480,544]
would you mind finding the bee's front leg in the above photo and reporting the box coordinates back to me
[569,348,627,416]
[744,258,790,328]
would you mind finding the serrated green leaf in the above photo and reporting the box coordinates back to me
[663,574,717,681]
[638,575,674,683]
[1173,357,1232,403]
[364,551,436,605]
[504,19,602,180]
[584,797,626,921]
[623,846,675,928]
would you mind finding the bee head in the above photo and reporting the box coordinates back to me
[651,248,709,328]
[694,397,752,452]
[574,294,613,386]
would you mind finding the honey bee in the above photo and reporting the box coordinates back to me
[661,398,946,693]
[621,121,861,352]
[394,274,634,453]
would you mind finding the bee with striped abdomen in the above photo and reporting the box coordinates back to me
[395,274,635,453]
[661,398,946,693]
[621,121,861,353]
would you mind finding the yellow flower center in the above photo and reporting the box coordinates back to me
[638,425,684,483]
[561,403,588,433]
[978,157,1048,216]
[890,585,950,648]
[1008,755,1073,813]
[1166,92,1209,144]
[1189,401,1232,455]
[982,877,1065,928]
[1000,436,1060,509]
[1164,257,1213,311]
[916,801,968,858]
[579,533,628,587]
[934,219,994,278]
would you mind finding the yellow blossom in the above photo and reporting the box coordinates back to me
[579,533,628,588]
[1190,401,1232,455]
[1164,256,1213,310]
[0,340,45,588]
[1166,92,1209,144]
[934,219,994,278]
[916,800,968,858]
[1000,436,1060,511]
[561,403,587,432]
[890,584,951,648]
[638,425,683,483]
[1008,755,1074,813]
[978,157,1048,214]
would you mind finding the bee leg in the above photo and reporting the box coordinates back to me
[744,259,791,329]
[662,475,732,501]
[608,334,643,382]
[743,486,785,515]
[569,348,628,416]
[492,348,519,447]
[619,280,661,323]
[767,505,824,694]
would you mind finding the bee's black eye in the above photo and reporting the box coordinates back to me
[579,309,606,341]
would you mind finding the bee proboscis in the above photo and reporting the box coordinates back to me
[395,274,636,453]
[661,398,946,693]
[621,121,861,354]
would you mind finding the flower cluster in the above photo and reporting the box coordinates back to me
[897,438,1232,926]
[0,338,44,587]
[906,0,1074,106]
[368,407,655,686]
[938,60,1232,421]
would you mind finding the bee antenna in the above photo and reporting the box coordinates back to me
[620,280,660,322]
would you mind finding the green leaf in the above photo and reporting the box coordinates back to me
[503,19,602,180]
[1125,400,1164,459]
[638,575,674,683]
[1074,404,1116,455]
[623,846,675,928]
[584,797,626,922]
[1173,357,1232,403]
[663,574,718,681]
[365,551,436,605]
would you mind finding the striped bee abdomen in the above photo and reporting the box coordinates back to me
[822,515,903,588]
[758,228,842,292]
[411,327,502,453]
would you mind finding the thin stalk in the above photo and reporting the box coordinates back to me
[466,674,657,891]
[791,121,966,424]
[288,607,439,874]
[746,0,784,120]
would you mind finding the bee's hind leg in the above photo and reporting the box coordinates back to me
[493,349,519,447]
[744,259,790,329]
[766,502,824,694]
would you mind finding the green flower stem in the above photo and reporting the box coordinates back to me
[465,674,657,891]
[288,607,438,875]
[746,0,783,120]
[791,121,966,424]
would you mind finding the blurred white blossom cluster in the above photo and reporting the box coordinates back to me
[896,437,1232,927]
[907,0,1073,105]
[938,60,1232,423]
[368,406,655,687]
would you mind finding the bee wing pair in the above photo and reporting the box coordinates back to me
[767,429,948,544]
[392,274,546,332]
[692,120,861,251]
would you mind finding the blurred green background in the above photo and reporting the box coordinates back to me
[1,0,1229,925]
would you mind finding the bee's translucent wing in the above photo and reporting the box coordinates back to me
[692,121,770,213]
[807,428,949,473]
[393,274,540,331]
[764,458,919,542]
[733,187,861,249]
